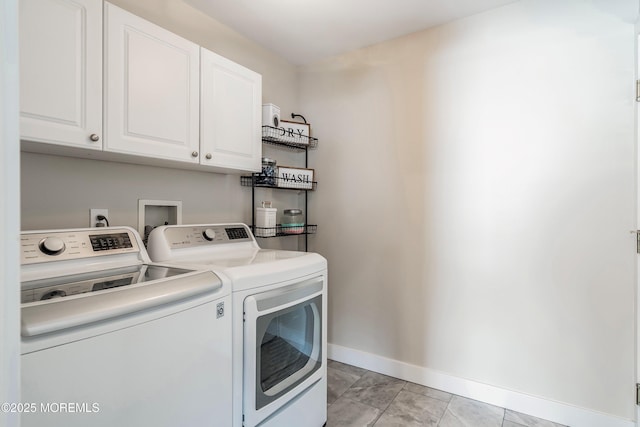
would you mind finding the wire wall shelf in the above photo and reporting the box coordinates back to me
[245,119,318,250]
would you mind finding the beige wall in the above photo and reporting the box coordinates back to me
[21,0,304,251]
[301,0,636,420]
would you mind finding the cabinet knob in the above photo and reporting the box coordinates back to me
[191,151,198,157]
[89,134,100,142]
[205,153,212,160]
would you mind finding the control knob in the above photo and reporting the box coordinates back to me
[202,229,216,241]
[39,237,66,255]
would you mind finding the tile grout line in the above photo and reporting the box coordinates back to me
[333,366,408,427]
[368,379,407,426]
[327,365,366,408]
[328,395,390,427]
[437,394,456,427]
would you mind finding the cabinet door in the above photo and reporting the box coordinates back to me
[19,0,102,150]
[104,3,200,163]
[200,48,262,172]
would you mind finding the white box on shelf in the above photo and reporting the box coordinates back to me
[262,103,280,128]
[256,202,277,237]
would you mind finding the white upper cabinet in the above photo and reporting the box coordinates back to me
[104,3,200,163]
[20,1,261,173]
[19,0,103,150]
[200,48,262,173]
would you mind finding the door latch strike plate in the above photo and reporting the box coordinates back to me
[631,230,640,254]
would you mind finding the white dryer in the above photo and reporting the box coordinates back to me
[20,227,232,427]
[147,223,327,427]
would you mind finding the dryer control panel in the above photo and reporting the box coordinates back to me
[162,225,254,250]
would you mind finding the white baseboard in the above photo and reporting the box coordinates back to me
[328,343,634,427]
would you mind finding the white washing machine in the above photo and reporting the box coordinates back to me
[20,227,232,427]
[147,223,327,427]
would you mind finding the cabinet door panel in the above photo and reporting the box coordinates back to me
[20,0,102,149]
[201,48,261,172]
[105,3,199,162]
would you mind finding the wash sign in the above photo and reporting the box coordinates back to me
[277,166,314,190]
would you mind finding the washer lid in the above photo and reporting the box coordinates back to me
[21,264,193,303]
[21,267,223,337]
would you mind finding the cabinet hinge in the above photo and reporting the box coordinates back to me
[636,80,640,102]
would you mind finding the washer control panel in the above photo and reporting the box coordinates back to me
[163,225,253,249]
[21,229,140,265]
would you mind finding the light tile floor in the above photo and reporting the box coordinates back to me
[327,360,567,427]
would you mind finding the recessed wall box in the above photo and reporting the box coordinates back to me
[138,199,182,244]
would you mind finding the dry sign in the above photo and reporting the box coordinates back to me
[278,120,311,145]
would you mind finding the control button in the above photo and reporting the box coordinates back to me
[226,227,248,240]
[202,229,216,241]
[39,237,66,256]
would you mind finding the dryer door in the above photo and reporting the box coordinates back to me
[243,277,323,424]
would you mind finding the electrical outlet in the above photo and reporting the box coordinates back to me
[90,208,109,227]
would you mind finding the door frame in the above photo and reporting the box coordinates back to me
[0,0,21,426]
[636,19,640,427]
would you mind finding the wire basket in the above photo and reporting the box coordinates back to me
[252,224,317,238]
[262,125,318,150]
[241,175,317,191]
